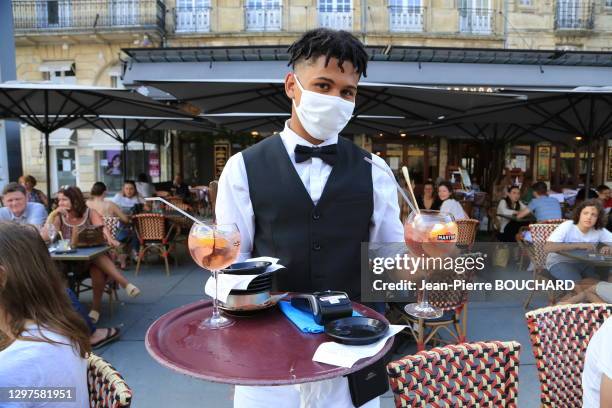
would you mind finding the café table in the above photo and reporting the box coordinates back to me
[556,249,612,269]
[50,245,111,294]
[146,299,394,386]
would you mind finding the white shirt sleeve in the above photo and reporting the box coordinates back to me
[215,153,255,261]
[599,227,612,244]
[441,200,467,220]
[369,154,404,243]
[547,221,571,242]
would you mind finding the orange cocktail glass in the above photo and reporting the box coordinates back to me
[403,210,457,319]
[188,222,240,329]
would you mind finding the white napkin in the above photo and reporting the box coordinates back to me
[204,257,284,303]
[312,325,406,368]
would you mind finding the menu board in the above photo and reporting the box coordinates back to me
[214,141,231,180]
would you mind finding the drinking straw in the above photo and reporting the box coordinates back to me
[364,157,419,215]
[401,166,420,214]
[145,197,204,224]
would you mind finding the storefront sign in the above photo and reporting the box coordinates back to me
[149,151,160,178]
[536,145,551,181]
[445,86,500,93]
[214,141,231,180]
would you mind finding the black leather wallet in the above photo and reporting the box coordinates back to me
[345,357,389,407]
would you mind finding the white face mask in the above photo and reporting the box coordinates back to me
[292,74,355,141]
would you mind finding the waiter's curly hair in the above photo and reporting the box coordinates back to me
[287,28,369,77]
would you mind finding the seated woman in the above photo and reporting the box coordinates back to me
[0,222,90,406]
[87,182,132,269]
[416,181,441,211]
[47,186,140,323]
[582,316,612,408]
[545,199,612,283]
[111,180,144,214]
[496,186,528,242]
[18,174,49,208]
[437,181,467,220]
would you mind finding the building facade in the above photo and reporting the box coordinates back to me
[11,0,612,194]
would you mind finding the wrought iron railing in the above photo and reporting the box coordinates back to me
[245,5,282,31]
[174,6,212,33]
[458,7,493,34]
[318,9,353,30]
[12,0,165,32]
[389,6,425,32]
[555,1,594,30]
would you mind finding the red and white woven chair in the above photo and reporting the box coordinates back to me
[387,341,521,407]
[525,303,612,407]
[88,354,132,407]
[523,222,563,308]
[132,213,174,276]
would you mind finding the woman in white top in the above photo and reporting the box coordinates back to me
[0,222,90,407]
[496,185,528,242]
[545,199,612,282]
[582,317,612,408]
[437,181,467,220]
[111,180,144,213]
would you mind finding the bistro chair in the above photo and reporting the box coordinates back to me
[400,268,475,351]
[387,341,521,407]
[208,180,219,223]
[525,303,612,408]
[456,218,479,249]
[523,222,563,308]
[88,354,132,408]
[132,214,175,276]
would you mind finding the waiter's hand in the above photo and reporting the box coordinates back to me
[600,246,612,255]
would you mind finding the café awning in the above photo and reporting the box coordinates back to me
[0,82,198,201]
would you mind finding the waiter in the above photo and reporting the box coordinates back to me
[216,28,403,408]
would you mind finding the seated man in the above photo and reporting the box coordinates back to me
[583,317,612,408]
[517,181,562,222]
[0,182,47,226]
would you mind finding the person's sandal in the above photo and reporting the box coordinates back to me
[88,310,100,324]
[125,283,141,298]
[91,327,121,350]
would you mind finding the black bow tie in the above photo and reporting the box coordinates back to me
[294,144,338,165]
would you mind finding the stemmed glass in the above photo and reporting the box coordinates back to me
[188,222,241,329]
[403,210,457,319]
[47,223,58,249]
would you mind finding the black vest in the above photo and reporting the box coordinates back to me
[242,135,373,298]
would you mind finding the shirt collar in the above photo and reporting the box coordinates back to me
[9,206,28,222]
[279,120,338,162]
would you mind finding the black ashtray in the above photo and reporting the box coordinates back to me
[324,316,389,345]
[222,261,272,275]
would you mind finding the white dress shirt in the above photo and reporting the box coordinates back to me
[216,121,404,261]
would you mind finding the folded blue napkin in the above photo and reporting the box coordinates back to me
[279,300,361,333]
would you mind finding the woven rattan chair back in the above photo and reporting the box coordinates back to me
[132,214,166,242]
[87,354,132,407]
[456,218,479,247]
[525,303,612,407]
[528,223,561,270]
[387,341,521,407]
